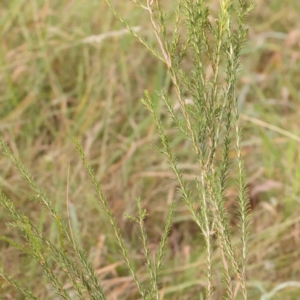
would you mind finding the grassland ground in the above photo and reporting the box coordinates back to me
[0,0,300,299]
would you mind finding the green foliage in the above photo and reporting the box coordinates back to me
[0,0,252,299]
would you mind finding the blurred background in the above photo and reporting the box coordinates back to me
[0,0,300,299]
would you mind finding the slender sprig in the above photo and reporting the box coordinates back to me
[74,139,146,298]
[0,138,106,300]
[0,268,39,300]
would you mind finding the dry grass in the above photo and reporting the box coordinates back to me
[1,0,300,299]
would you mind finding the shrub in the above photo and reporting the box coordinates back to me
[0,0,252,299]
